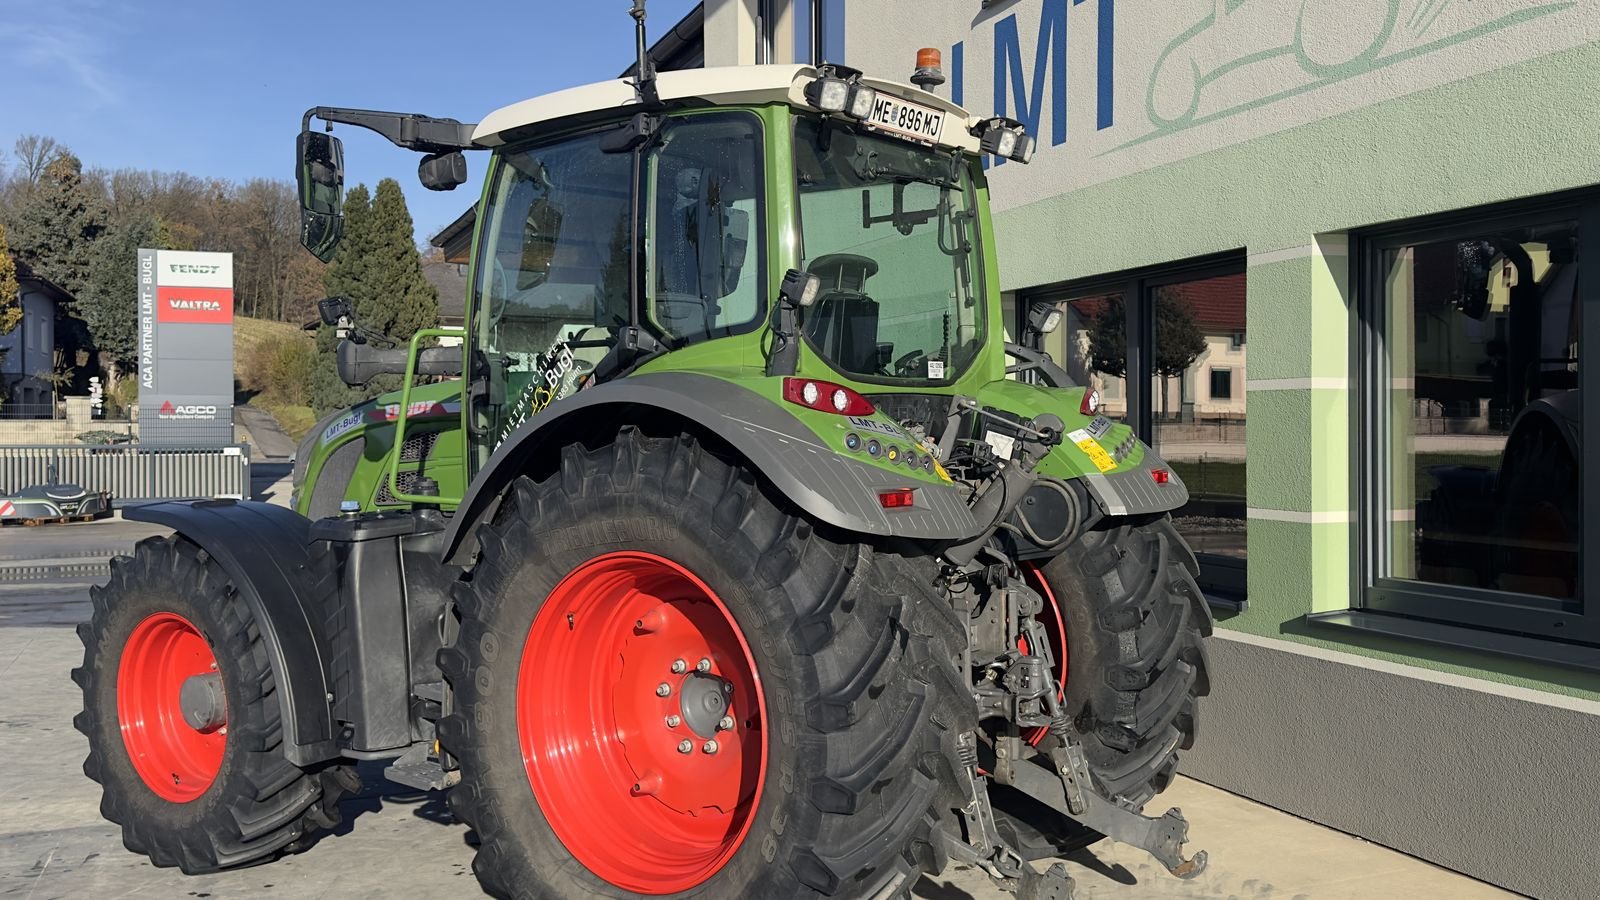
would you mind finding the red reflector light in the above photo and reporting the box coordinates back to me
[1151,469,1171,485]
[781,377,876,416]
[878,488,915,509]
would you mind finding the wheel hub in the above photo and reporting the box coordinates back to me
[178,672,227,732]
[677,672,732,739]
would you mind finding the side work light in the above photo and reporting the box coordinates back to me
[975,117,1036,164]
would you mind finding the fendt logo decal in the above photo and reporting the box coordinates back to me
[168,264,221,275]
[157,401,219,420]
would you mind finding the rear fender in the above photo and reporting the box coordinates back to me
[440,372,983,565]
[123,500,339,766]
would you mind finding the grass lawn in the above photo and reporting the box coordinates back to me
[259,400,317,442]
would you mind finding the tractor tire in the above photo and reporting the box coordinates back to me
[439,428,975,899]
[1002,516,1211,853]
[73,536,360,873]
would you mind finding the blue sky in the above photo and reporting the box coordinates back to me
[0,0,700,242]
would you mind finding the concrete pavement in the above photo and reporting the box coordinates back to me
[0,586,1518,899]
[0,456,1521,899]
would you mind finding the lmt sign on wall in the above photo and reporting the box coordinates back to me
[137,249,234,445]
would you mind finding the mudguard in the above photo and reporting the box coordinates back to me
[441,371,983,564]
[123,500,339,766]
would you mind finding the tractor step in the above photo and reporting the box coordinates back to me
[383,741,457,793]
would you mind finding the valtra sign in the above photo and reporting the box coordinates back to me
[137,249,235,446]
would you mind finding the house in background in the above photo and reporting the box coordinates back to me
[0,259,66,418]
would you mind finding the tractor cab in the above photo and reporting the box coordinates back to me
[294,61,1041,484]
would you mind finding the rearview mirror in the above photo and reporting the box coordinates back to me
[419,151,468,191]
[296,130,345,262]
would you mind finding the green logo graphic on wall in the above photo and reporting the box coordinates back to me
[1143,0,1574,138]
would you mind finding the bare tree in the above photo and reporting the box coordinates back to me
[14,135,64,185]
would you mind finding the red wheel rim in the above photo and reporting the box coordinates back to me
[518,551,767,894]
[117,612,227,802]
[1021,564,1069,747]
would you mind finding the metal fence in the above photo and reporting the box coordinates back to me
[0,444,250,505]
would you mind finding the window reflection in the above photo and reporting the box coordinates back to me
[1152,273,1248,563]
[1386,224,1582,602]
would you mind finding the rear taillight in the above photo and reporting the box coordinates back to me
[1080,389,1101,416]
[1151,468,1171,485]
[878,488,915,509]
[782,378,876,416]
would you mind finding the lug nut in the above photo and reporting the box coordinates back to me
[671,659,687,674]
[665,714,682,728]
[696,658,712,673]
[702,740,719,755]
[656,682,672,697]
[678,739,694,754]
[717,716,734,731]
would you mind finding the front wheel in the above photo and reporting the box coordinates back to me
[440,429,976,899]
[73,536,358,873]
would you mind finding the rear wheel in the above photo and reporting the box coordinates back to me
[1045,517,1211,805]
[73,536,359,873]
[993,517,1211,857]
[440,428,976,899]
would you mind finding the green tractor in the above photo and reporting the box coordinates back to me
[74,8,1211,898]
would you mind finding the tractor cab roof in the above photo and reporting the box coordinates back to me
[473,64,983,154]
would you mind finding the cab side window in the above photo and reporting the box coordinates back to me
[646,113,766,343]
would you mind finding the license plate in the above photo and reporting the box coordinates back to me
[864,93,945,145]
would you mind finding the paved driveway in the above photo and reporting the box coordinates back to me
[0,579,1516,900]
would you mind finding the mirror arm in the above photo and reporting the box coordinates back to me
[303,106,481,153]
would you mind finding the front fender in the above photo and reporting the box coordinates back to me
[440,372,983,564]
[123,500,340,766]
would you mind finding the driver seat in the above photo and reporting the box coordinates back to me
[805,254,882,374]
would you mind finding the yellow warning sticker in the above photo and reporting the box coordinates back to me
[1075,438,1116,473]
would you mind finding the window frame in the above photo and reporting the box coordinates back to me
[641,109,770,346]
[1021,250,1248,607]
[1352,189,1600,649]
[1210,367,1233,401]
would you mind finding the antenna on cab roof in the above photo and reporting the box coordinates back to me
[629,0,661,108]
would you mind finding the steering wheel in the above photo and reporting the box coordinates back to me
[893,349,928,378]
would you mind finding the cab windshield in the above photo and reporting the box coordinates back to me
[794,117,983,384]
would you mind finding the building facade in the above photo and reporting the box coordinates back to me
[0,260,65,417]
[694,1,1600,897]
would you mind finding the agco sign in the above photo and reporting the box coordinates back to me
[157,401,220,420]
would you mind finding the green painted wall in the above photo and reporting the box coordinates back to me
[985,42,1600,699]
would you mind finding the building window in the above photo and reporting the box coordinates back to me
[1359,193,1598,648]
[1210,368,1233,400]
[1026,253,1248,605]
[793,0,845,65]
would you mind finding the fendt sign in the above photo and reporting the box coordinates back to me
[137,249,235,445]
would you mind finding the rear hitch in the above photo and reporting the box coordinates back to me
[1005,747,1209,880]
[939,732,1077,898]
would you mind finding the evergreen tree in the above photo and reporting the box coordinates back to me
[80,213,161,383]
[0,225,21,396]
[7,153,107,301]
[363,178,439,338]
[308,180,439,414]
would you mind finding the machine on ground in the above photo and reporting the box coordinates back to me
[75,7,1212,897]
